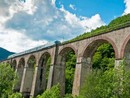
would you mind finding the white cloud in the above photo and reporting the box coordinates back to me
[0,26,47,53]
[124,0,130,14]
[60,6,104,32]
[0,0,105,52]
[69,4,76,10]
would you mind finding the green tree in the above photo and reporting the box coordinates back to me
[46,57,51,81]
[36,84,61,98]
[9,92,22,98]
[92,43,115,70]
[79,60,130,98]
[65,50,76,94]
[0,63,17,98]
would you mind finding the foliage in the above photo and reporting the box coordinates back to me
[109,14,130,26]
[36,84,75,98]
[64,44,115,94]
[46,57,51,80]
[9,92,23,98]
[65,50,76,94]
[63,14,130,44]
[36,84,61,98]
[92,43,115,70]
[0,63,17,98]
[79,60,130,98]
[64,94,74,98]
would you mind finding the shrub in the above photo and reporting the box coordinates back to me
[0,63,17,97]
[36,84,61,98]
[9,92,23,98]
[79,60,130,98]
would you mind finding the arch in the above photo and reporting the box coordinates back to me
[38,52,51,67]
[120,34,130,59]
[36,52,51,94]
[59,45,78,57]
[22,55,36,97]
[12,60,17,70]
[6,61,11,65]
[14,58,25,92]
[27,55,36,68]
[18,58,25,68]
[81,36,118,59]
[56,46,77,95]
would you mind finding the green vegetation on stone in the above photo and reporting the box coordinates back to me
[63,14,130,44]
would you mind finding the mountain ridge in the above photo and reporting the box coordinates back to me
[0,47,15,61]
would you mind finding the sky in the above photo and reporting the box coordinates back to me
[0,0,129,53]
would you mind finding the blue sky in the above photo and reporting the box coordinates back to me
[0,0,129,52]
[56,0,125,24]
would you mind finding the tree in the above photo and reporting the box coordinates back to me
[65,50,76,94]
[79,60,130,98]
[36,84,61,98]
[0,63,17,97]
[9,92,22,98]
[92,43,115,70]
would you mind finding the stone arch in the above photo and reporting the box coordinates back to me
[76,37,118,92]
[22,55,36,97]
[56,46,77,95]
[18,58,25,68]
[12,60,17,70]
[59,45,78,57]
[39,52,51,67]
[7,61,10,64]
[27,55,36,68]
[81,37,118,71]
[120,34,130,69]
[15,58,25,92]
[120,35,130,59]
[36,52,51,94]
[81,36,118,59]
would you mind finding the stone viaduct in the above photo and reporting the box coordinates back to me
[1,26,130,97]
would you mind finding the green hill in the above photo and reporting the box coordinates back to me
[63,14,130,44]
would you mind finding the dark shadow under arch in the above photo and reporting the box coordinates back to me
[57,47,77,95]
[12,60,17,70]
[22,55,36,97]
[36,52,51,95]
[121,34,130,59]
[14,58,25,92]
[82,37,118,59]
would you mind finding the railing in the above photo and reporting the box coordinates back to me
[8,42,54,59]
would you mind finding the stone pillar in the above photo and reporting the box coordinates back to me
[20,61,27,93]
[52,55,65,96]
[53,65,65,95]
[30,62,39,97]
[47,65,54,89]
[72,56,91,96]
[13,64,18,92]
[115,59,123,68]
